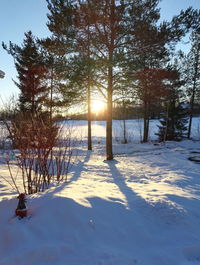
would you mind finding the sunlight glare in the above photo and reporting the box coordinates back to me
[91,99,106,113]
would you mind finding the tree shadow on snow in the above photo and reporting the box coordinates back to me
[106,159,191,222]
[0,195,144,265]
[68,151,91,184]
[106,159,149,211]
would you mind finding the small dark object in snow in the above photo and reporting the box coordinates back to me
[15,193,27,218]
[188,156,200,163]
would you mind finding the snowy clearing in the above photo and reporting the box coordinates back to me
[0,118,200,265]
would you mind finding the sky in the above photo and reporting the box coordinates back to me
[0,0,199,104]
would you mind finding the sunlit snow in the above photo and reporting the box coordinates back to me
[1,118,200,265]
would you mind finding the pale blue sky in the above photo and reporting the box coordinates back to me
[0,0,199,103]
[0,0,49,103]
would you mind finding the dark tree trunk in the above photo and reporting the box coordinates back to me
[50,67,53,125]
[164,103,169,142]
[123,118,127,144]
[143,101,149,142]
[187,90,195,139]
[122,100,127,144]
[87,23,92,150]
[31,96,36,116]
[87,80,92,150]
[106,65,113,160]
[106,0,115,160]
[187,48,199,139]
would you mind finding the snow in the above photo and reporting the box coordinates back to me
[1,118,200,265]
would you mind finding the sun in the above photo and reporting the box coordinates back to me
[91,99,106,113]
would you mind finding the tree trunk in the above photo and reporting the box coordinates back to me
[143,101,148,142]
[122,100,127,144]
[123,118,127,144]
[50,67,53,125]
[31,95,35,116]
[106,65,113,160]
[106,0,115,160]
[146,117,150,140]
[87,80,92,150]
[187,91,195,139]
[187,48,199,139]
[164,102,169,142]
[87,23,92,150]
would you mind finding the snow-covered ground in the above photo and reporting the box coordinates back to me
[1,118,200,265]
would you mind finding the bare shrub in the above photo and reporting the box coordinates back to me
[4,114,77,194]
[50,123,79,183]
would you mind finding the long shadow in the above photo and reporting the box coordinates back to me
[1,194,199,265]
[0,195,149,264]
[67,151,91,185]
[38,151,92,196]
[107,158,200,227]
[106,159,148,211]
[106,159,195,233]
[0,151,92,204]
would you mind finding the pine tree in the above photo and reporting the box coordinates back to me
[3,31,48,115]
[126,2,199,142]
[45,0,199,158]
[156,69,188,141]
[46,0,129,159]
[46,0,92,148]
[135,68,174,142]
[38,36,73,123]
[157,103,188,141]
[184,31,200,139]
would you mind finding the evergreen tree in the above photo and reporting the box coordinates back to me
[45,0,199,158]
[183,30,200,138]
[128,0,170,142]
[38,36,74,123]
[46,0,92,147]
[126,2,199,142]
[46,0,129,159]
[135,68,174,141]
[156,69,188,141]
[157,103,188,141]
[3,31,48,114]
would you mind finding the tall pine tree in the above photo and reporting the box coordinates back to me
[3,31,48,115]
[156,68,188,141]
[184,31,200,138]
[126,2,199,142]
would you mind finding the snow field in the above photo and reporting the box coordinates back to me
[0,118,200,265]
